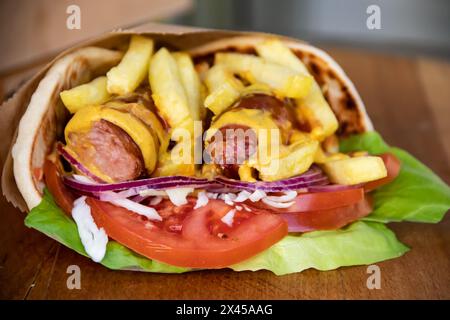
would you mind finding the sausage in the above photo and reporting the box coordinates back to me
[233,94,301,141]
[67,120,145,181]
[208,94,299,179]
[207,124,257,179]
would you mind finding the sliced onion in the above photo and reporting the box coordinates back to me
[194,191,209,209]
[261,198,295,208]
[63,175,212,193]
[130,194,150,203]
[234,190,252,202]
[98,191,125,201]
[265,190,297,202]
[109,198,162,221]
[221,209,236,227]
[249,190,267,202]
[149,196,163,205]
[57,143,104,183]
[165,188,193,206]
[215,175,329,192]
[307,184,363,193]
[218,193,237,205]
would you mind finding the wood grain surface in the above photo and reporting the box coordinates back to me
[0,48,449,300]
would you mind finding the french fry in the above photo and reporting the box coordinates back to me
[322,156,387,185]
[149,47,192,131]
[173,52,203,121]
[240,83,273,97]
[255,39,338,141]
[257,139,319,181]
[204,65,243,115]
[60,76,110,113]
[215,52,312,99]
[107,35,154,95]
[255,39,309,74]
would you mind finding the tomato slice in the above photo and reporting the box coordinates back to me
[364,153,401,192]
[280,196,373,232]
[44,159,75,215]
[247,188,364,213]
[87,198,288,268]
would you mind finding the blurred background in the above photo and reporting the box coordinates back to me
[177,0,450,58]
[0,0,449,99]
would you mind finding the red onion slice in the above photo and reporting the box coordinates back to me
[307,183,363,193]
[63,175,212,193]
[57,143,105,183]
[215,175,329,192]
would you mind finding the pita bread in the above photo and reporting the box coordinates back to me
[12,47,123,210]
[188,36,373,136]
[10,34,373,211]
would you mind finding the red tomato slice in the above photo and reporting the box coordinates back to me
[44,159,75,216]
[364,153,401,192]
[87,198,288,268]
[44,161,287,268]
[280,196,373,233]
[247,188,364,213]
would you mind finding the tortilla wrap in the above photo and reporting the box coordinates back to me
[10,34,372,212]
[11,47,123,210]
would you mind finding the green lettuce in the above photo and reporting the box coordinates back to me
[23,131,448,275]
[231,221,408,275]
[340,132,450,223]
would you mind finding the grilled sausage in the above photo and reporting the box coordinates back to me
[67,120,145,181]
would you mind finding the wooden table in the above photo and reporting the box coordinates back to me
[0,48,449,300]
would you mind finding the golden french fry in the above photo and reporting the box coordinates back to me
[149,47,193,131]
[60,76,110,113]
[204,65,243,115]
[215,52,312,99]
[240,83,273,97]
[257,139,319,181]
[107,35,154,95]
[255,39,338,141]
[173,52,203,121]
[255,39,309,74]
[322,156,387,185]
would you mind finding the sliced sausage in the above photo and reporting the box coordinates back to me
[207,124,257,179]
[68,120,145,181]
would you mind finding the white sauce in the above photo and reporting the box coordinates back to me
[72,196,108,263]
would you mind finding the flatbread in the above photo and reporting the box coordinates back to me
[12,47,123,210]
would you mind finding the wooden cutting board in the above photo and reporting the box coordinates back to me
[0,47,449,299]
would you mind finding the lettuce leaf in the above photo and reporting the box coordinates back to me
[25,188,408,275]
[231,221,408,275]
[340,132,450,223]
